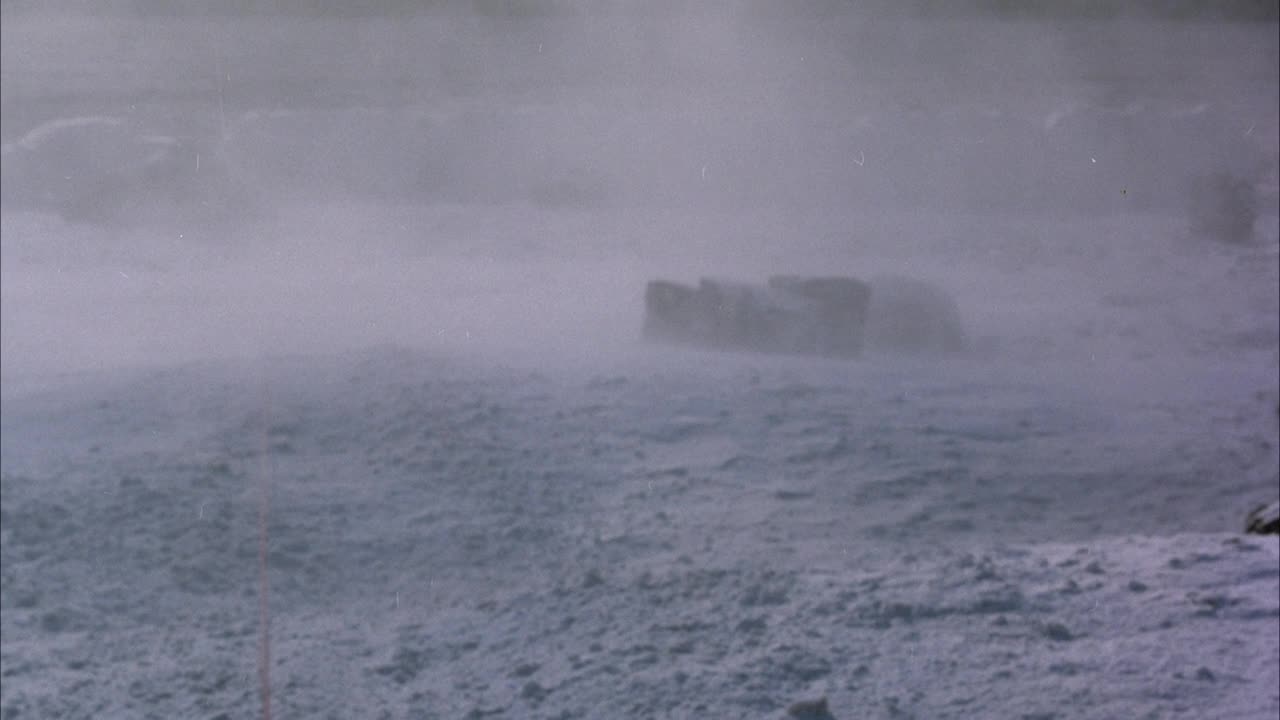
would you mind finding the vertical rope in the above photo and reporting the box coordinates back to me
[257,374,273,720]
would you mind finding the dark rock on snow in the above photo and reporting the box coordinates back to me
[1245,501,1279,535]
[643,274,964,358]
[863,275,967,354]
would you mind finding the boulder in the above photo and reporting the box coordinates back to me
[644,277,847,357]
[1245,500,1279,535]
[864,275,967,354]
[767,275,873,356]
[643,273,963,359]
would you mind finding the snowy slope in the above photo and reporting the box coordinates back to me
[2,337,1276,719]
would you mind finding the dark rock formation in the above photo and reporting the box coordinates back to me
[644,274,964,359]
[644,276,871,358]
[768,275,873,356]
[1245,500,1279,535]
[864,275,968,354]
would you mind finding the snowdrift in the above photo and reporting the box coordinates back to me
[643,275,965,358]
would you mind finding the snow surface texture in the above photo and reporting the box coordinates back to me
[2,342,1277,719]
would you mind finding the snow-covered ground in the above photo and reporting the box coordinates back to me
[3,7,1278,719]
[2,202,1278,719]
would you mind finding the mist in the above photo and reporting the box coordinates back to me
[1,1,1276,379]
[4,5,1279,718]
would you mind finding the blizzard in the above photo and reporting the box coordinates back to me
[2,3,1278,719]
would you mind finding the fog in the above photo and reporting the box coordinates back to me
[1,1,1277,378]
[3,6,1279,718]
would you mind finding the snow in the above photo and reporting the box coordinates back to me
[1,155,1276,720]
[2,170,1278,720]
[2,8,1277,719]
[2,321,1276,718]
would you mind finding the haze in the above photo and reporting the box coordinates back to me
[3,5,1279,717]
[1,1,1276,378]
